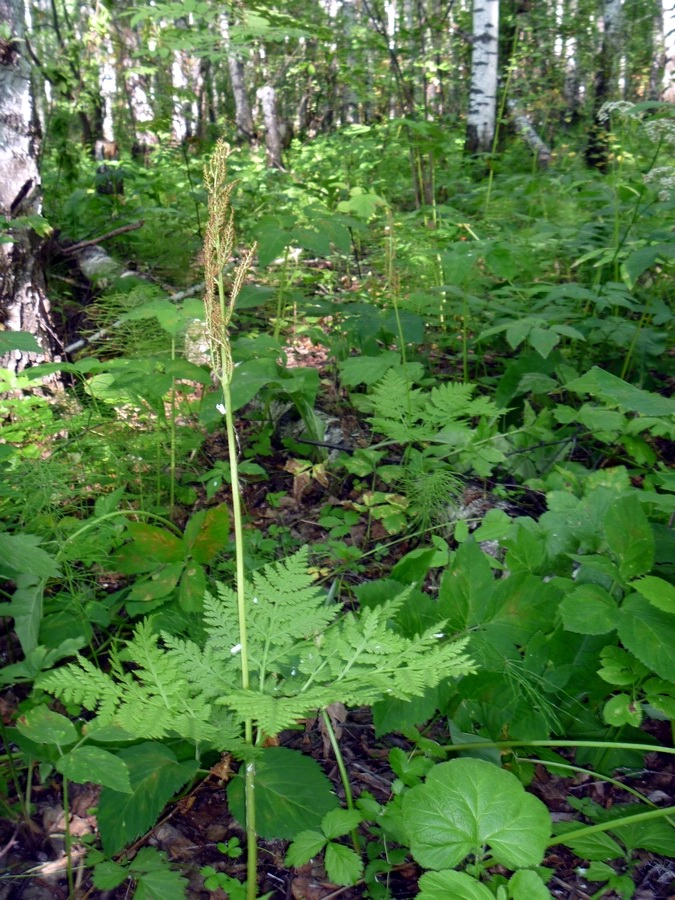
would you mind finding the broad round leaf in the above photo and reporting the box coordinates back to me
[401,758,550,871]
[227,747,338,839]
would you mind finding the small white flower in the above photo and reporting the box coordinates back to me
[216,402,226,415]
[597,100,640,123]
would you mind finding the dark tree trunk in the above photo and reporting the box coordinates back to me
[0,0,56,372]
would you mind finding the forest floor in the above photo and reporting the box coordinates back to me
[1,339,674,900]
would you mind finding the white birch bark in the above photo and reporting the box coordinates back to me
[465,0,500,154]
[0,0,54,370]
[662,0,675,101]
[257,85,284,169]
[220,12,254,141]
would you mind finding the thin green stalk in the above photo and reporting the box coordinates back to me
[521,757,670,815]
[274,246,291,342]
[203,141,257,900]
[444,738,675,757]
[168,335,177,516]
[321,708,360,854]
[549,805,675,847]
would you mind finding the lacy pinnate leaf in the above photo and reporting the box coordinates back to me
[39,549,475,749]
[205,547,337,676]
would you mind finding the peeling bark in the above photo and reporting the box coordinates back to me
[0,0,55,372]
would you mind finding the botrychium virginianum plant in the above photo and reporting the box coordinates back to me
[39,141,475,900]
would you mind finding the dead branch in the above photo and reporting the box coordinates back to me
[63,220,144,255]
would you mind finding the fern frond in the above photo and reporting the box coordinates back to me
[247,548,336,653]
[38,655,121,722]
[368,370,428,442]
[219,687,335,736]
[162,634,238,701]
[424,382,478,425]
[203,584,239,645]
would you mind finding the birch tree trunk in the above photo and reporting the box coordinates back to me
[465,0,500,155]
[662,0,675,101]
[257,85,284,169]
[0,0,55,371]
[220,11,254,142]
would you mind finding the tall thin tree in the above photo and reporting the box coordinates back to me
[465,0,500,154]
[0,0,55,371]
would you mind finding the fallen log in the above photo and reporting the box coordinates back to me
[507,99,552,168]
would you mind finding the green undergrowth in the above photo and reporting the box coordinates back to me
[2,112,675,899]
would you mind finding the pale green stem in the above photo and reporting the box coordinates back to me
[169,336,177,516]
[444,739,675,756]
[522,757,673,821]
[550,805,675,847]
[321,708,360,854]
[215,275,256,900]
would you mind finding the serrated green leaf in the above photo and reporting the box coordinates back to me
[558,827,624,861]
[57,747,132,793]
[617,594,675,681]
[632,575,675,613]
[567,367,675,416]
[227,747,338,839]
[418,869,495,900]
[97,743,198,855]
[92,860,129,890]
[529,327,559,359]
[324,842,364,886]
[402,758,550,871]
[285,830,328,867]
[615,817,675,856]
[603,693,642,727]
[124,523,185,565]
[604,494,654,579]
[179,562,206,613]
[321,808,362,840]
[339,353,400,388]
[128,562,183,604]
[0,532,60,578]
[508,869,552,899]
[130,848,188,900]
[502,524,545,573]
[7,575,44,656]
[598,646,648,686]
[560,584,618,634]
[17,705,78,746]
